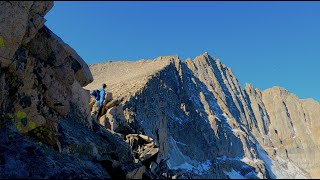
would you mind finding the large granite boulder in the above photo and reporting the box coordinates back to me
[0,1,93,148]
[0,1,140,179]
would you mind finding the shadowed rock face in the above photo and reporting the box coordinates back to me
[88,53,319,179]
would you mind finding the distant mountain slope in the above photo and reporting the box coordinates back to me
[87,53,319,178]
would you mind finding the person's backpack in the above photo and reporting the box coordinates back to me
[92,89,100,100]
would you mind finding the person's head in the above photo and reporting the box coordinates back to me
[102,83,107,89]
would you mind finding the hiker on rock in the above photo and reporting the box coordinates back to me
[97,83,107,116]
[99,83,107,107]
[89,83,108,121]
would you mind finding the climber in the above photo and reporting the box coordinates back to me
[97,83,107,117]
[88,83,107,121]
[98,83,107,107]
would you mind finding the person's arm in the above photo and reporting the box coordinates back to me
[99,90,105,107]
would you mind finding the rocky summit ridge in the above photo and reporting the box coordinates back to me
[87,52,320,179]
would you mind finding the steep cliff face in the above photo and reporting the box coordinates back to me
[0,2,139,178]
[87,54,266,178]
[88,52,319,179]
[245,85,320,178]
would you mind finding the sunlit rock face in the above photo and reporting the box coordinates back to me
[246,86,320,178]
[0,1,94,146]
[88,52,319,179]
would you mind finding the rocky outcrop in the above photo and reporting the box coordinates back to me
[0,1,93,147]
[0,113,131,178]
[0,1,53,68]
[0,1,142,179]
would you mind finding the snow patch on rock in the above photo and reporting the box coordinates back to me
[256,144,310,179]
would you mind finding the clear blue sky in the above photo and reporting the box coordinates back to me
[45,1,320,101]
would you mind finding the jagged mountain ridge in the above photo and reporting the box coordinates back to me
[86,53,319,178]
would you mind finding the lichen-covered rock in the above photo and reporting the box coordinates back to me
[0,1,53,68]
[1,5,93,146]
